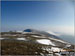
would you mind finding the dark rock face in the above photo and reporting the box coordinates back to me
[1,40,45,55]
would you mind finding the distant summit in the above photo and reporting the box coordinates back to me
[23,29,60,39]
[23,29,32,32]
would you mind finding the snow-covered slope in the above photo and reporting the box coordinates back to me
[22,29,71,48]
[23,29,60,39]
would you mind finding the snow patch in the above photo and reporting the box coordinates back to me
[17,38,26,40]
[36,39,55,46]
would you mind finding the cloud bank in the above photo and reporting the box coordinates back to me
[46,26,74,36]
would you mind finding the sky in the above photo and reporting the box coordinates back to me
[1,1,74,36]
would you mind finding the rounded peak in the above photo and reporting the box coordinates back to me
[23,28,39,32]
[23,29,33,32]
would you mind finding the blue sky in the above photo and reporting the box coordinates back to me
[1,1,74,35]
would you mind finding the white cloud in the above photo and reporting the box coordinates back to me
[38,26,74,36]
[51,26,74,36]
[46,31,61,36]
